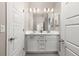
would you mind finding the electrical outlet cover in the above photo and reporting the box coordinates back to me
[0,24,5,32]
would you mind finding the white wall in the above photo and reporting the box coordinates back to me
[54,3,61,14]
[24,3,29,31]
[53,3,61,31]
[24,3,34,31]
[0,2,6,56]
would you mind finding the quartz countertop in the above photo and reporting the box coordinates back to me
[25,31,59,35]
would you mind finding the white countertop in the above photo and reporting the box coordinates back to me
[25,31,59,35]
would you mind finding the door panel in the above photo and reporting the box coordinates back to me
[62,2,79,19]
[65,16,79,25]
[7,3,25,56]
[65,24,79,56]
[66,25,79,46]
[7,3,14,55]
[65,41,79,55]
[65,48,77,56]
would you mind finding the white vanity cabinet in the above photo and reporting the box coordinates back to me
[25,33,59,53]
[25,35,46,53]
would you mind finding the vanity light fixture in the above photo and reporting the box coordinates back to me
[44,8,47,12]
[29,8,32,12]
[51,8,53,12]
[47,8,50,12]
[37,8,40,13]
[33,8,36,13]
[28,8,53,13]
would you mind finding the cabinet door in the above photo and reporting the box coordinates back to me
[37,35,46,51]
[26,35,38,52]
[46,35,58,51]
[37,39,46,51]
[31,38,38,52]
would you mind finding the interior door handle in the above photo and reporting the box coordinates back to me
[59,39,64,42]
[9,37,15,41]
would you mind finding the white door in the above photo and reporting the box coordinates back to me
[7,2,25,56]
[59,2,68,56]
[60,2,79,56]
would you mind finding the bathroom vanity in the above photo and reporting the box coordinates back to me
[24,31,59,53]
[24,2,60,54]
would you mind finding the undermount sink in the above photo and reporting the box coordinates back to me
[33,31,47,34]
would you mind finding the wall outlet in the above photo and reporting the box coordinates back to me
[0,24,5,33]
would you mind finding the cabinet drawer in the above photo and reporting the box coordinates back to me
[26,35,38,40]
[37,35,45,39]
[46,35,57,39]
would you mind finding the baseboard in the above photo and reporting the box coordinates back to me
[26,51,58,54]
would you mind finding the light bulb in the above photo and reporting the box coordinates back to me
[47,8,50,12]
[44,8,46,12]
[37,8,40,12]
[51,8,53,12]
[33,8,36,13]
[29,8,32,12]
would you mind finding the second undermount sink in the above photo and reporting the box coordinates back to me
[33,31,47,34]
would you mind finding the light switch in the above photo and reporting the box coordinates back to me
[0,24,5,32]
